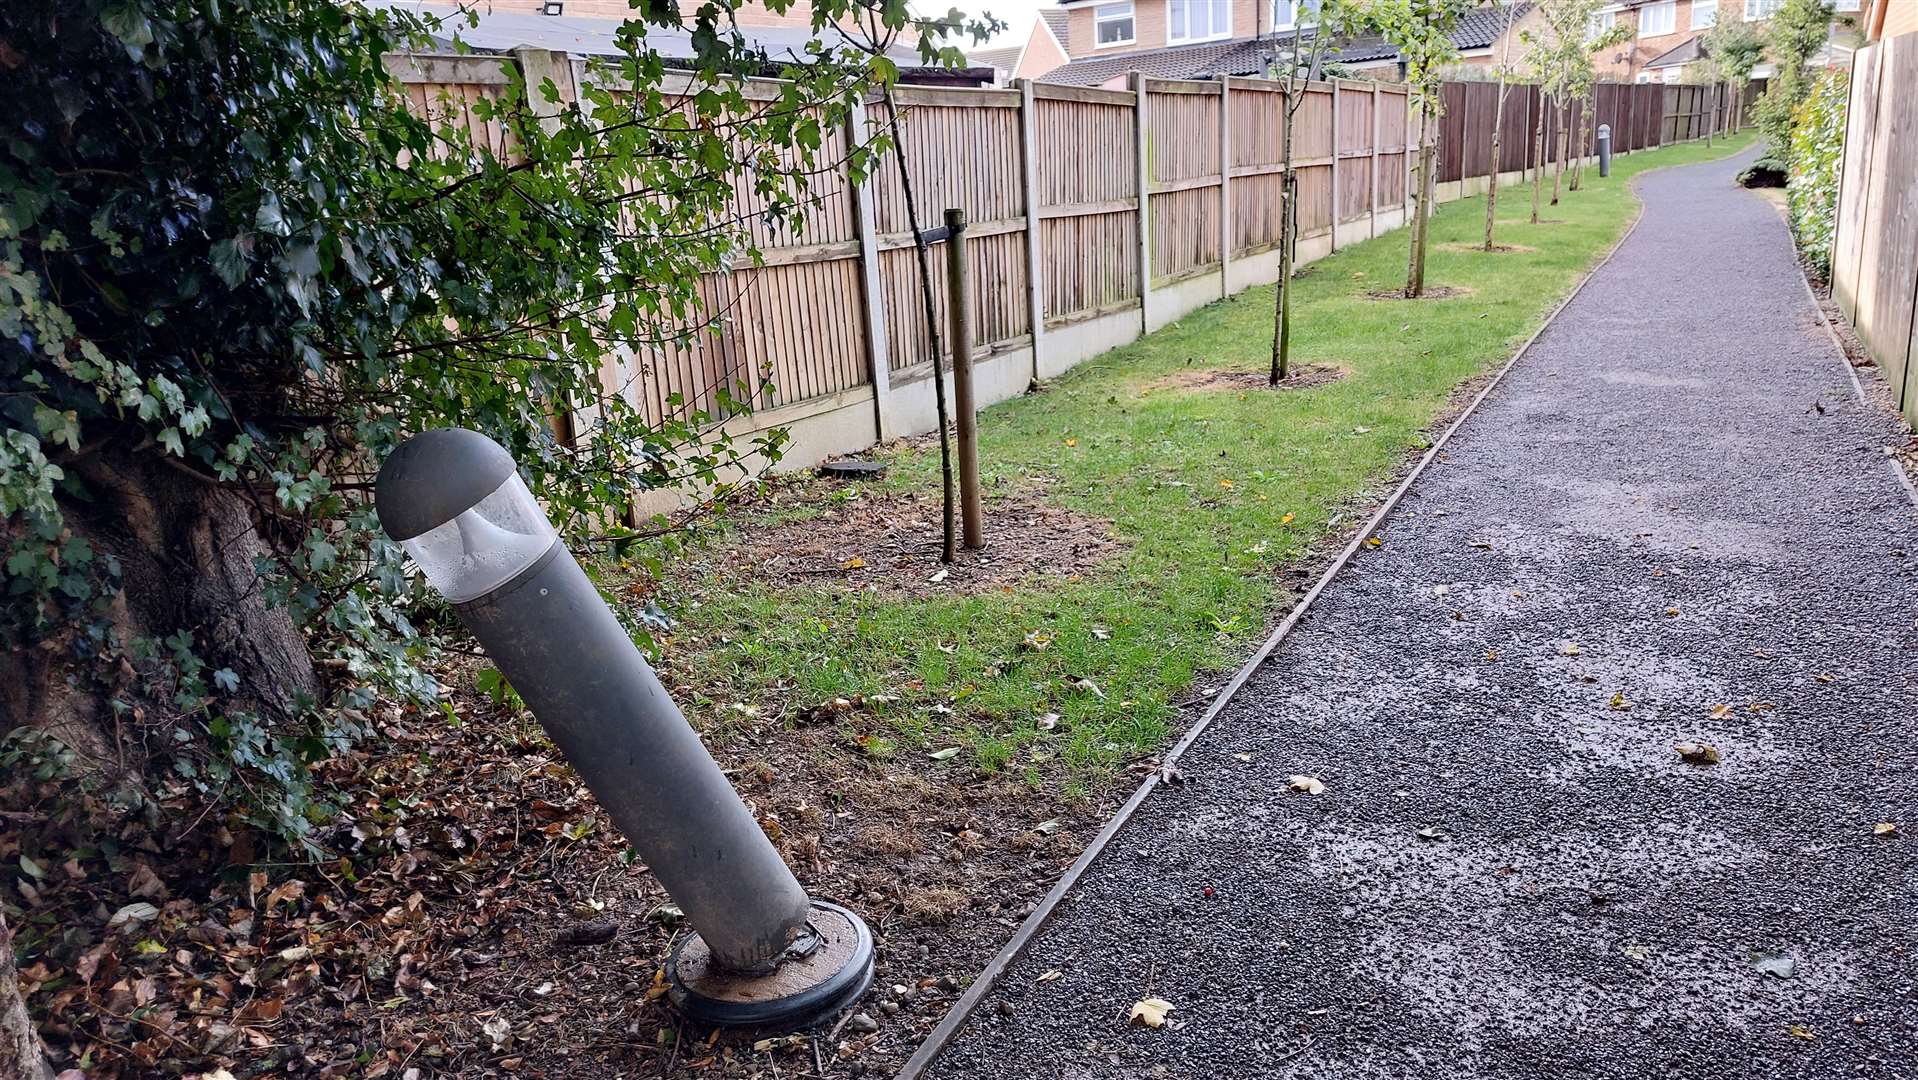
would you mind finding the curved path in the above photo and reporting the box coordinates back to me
[922,149,1918,1079]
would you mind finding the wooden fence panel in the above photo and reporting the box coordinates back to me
[1438,82,1468,183]
[1336,82,1377,222]
[1377,88,1409,209]
[1035,92,1139,320]
[1227,82,1287,254]
[1833,45,1884,321]
[1852,35,1918,410]
[1148,85,1224,279]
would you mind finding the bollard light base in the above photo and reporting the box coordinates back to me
[667,901,874,1030]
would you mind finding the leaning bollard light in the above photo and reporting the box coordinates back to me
[376,428,872,1028]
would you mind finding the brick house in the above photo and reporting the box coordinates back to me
[1037,0,1537,86]
[1590,0,1865,84]
[968,11,1072,83]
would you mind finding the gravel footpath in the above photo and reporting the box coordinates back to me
[922,149,1918,1079]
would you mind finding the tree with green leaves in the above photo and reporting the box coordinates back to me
[1363,0,1476,298]
[1755,0,1833,162]
[1269,0,1362,383]
[1701,18,1768,135]
[1522,0,1623,216]
[1484,0,1524,250]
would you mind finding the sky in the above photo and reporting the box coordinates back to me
[914,0,1050,50]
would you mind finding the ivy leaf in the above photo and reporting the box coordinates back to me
[98,1,153,57]
[210,236,253,288]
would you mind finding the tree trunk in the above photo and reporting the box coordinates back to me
[1407,109,1435,299]
[1486,79,1507,250]
[1,910,54,1080]
[1568,101,1585,192]
[1272,99,1299,384]
[0,448,318,782]
[1551,97,1566,206]
[1531,92,1546,225]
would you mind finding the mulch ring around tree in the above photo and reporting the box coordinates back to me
[1436,241,1536,254]
[693,485,1123,597]
[1365,284,1477,301]
[1139,362,1348,395]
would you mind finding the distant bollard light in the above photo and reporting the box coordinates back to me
[376,429,873,1028]
[1597,124,1612,179]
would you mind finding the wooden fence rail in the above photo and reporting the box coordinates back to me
[386,53,1735,481]
[1833,33,1918,428]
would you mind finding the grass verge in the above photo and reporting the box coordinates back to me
[635,132,1757,796]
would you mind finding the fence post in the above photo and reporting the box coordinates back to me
[1132,70,1152,332]
[943,209,985,551]
[1329,81,1341,253]
[1370,81,1381,240]
[1017,79,1046,385]
[1218,75,1232,298]
[848,96,892,442]
[514,48,576,136]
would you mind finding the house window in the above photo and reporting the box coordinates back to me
[1692,0,1717,29]
[1832,0,1861,10]
[1638,1,1675,35]
[1170,0,1233,42]
[1094,2,1135,47]
[1273,0,1320,30]
[1585,9,1611,41]
[1744,0,1783,18]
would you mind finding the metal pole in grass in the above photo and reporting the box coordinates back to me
[1598,123,1611,178]
[375,428,872,1028]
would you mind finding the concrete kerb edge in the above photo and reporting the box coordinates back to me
[890,135,1702,1080]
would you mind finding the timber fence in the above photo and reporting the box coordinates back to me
[386,51,1741,480]
[1832,31,1918,429]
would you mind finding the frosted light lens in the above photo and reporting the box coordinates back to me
[401,474,556,602]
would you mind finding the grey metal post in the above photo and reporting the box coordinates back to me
[1597,123,1612,178]
[376,429,871,1027]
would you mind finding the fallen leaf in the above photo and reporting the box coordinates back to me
[928,568,950,584]
[1353,426,1373,434]
[1066,676,1105,699]
[1036,969,1063,983]
[927,746,962,761]
[1814,673,1835,683]
[1219,478,1234,489]
[1751,953,1796,979]
[1233,752,1254,763]
[1710,704,1732,719]
[1665,606,1681,616]
[1675,742,1721,766]
[1063,437,1078,447]
[108,902,160,930]
[1873,822,1900,838]
[1484,649,1498,661]
[1416,825,1451,841]
[1286,775,1326,795]
[1468,539,1493,549]
[1036,712,1060,731]
[1129,997,1173,1028]
[1033,818,1062,836]
[1280,512,1296,525]
[1621,944,1651,961]
[1560,643,1582,656]
[1363,535,1384,549]
[1020,629,1053,652]
[1788,1024,1816,1040]
[1090,624,1112,640]
[1609,691,1633,711]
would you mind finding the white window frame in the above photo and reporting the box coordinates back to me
[1170,0,1233,43]
[1744,0,1783,19]
[1691,0,1717,30]
[1093,1,1136,48]
[1272,0,1319,31]
[1832,0,1860,11]
[1585,10,1612,41]
[1638,0,1676,36]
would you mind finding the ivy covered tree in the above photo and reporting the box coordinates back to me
[1755,0,1834,163]
[1,0,988,1071]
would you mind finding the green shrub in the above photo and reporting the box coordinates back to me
[1787,69,1848,279]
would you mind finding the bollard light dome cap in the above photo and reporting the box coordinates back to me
[376,428,520,541]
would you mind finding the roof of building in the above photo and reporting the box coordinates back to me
[1453,2,1533,50]
[363,0,927,67]
[1040,9,1070,40]
[1645,35,1705,69]
[968,44,1026,71]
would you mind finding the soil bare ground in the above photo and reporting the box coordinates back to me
[1137,363,1348,395]
[1364,284,1476,301]
[693,485,1122,598]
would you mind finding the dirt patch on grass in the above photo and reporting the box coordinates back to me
[1365,284,1476,301]
[700,486,1122,597]
[1140,362,1348,395]
[1437,241,1536,254]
